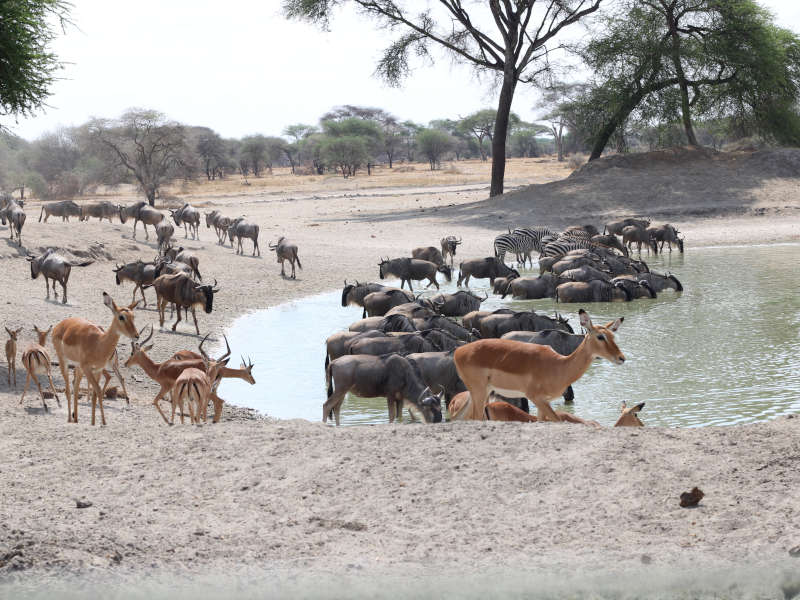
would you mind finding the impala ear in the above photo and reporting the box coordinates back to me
[578,309,594,331]
[128,299,143,310]
[606,316,624,332]
[143,344,154,353]
[102,291,118,312]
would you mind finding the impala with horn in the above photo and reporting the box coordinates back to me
[52,292,141,425]
[28,249,94,304]
[152,273,219,334]
[171,335,231,424]
[452,310,624,422]
[324,353,443,425]
[268,236,302,279]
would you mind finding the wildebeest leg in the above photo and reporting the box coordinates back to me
[45,277,51,300]
[143,222,150,240]
[322,384,347,426]
[387,395,397,423]
[172,305,182,331]
[280,259,285,277]
[191,307,200,335]
[253,238,259,257]
[61,278,68,304]
[291,260,296,279]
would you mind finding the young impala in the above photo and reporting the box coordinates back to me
[20,325,60,411]
[5,326,22,387]
[52,292,140,425]
[453,309,624,422]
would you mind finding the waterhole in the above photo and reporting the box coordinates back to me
[219,244,800,427]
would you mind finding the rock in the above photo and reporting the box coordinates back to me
[76,499,93,509]
[679,487,704,508]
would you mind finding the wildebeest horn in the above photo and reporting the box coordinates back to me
[113,263,123,272]
[456,236,462,243]
[211,278,220,293]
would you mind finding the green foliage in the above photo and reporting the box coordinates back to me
[416,129,453,170]
[320,135,369,177]
[0,0,72,121]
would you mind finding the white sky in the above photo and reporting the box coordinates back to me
[7,0,800,141]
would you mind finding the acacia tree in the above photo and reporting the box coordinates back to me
[195,128,228,180]
[285,0,602,197]
[575,0,800,160]
[0,0,72,125]
[90,109,187,206]
[417,129,453,170]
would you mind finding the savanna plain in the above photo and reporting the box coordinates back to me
[1,150,799,598]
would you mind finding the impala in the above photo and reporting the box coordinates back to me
[125,328,230,424]
[20,325,60,411]
[5,326,22,387]
[453,309,624,422]
[170,340,228,424]
[52,292,141,425]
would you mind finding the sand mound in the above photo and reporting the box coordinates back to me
[444,147,800,229]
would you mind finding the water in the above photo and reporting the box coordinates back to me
[219,244,800,427]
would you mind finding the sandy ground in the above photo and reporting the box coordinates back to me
[1,152,799,595]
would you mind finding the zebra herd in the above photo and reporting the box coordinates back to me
[493,219,683,267]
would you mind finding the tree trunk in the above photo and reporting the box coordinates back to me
[490,70,517,197]
[667,18,699,146]
[146,189,156,207]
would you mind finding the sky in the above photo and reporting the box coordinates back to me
[7,0,800,141]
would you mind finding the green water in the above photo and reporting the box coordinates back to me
[220,244,800,427]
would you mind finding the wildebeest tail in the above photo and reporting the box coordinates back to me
[115,273,121,285]
[325,362,333,399]
[70,260,94,267]
[193,263,202,281]
[38,206,45,222]
[325,352,330,370]
[294,250,301,270]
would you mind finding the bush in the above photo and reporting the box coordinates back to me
[567,154,586,169]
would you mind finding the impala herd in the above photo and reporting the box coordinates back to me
[3,200,682,429]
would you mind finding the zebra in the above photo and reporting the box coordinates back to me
[493,232,530,266]
[512,227,560,255]
[541,237,602,259]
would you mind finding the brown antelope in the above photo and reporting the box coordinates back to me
[171,349,255,390]
[170,339,229,424]
[5,327,22,387]
[615,401,645,426]
[52,293,141,425]
[20,325,60,411]
[452,309,624,422]
[125,328,230,424]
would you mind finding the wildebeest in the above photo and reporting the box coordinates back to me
[205,210,231,244]
[411,246,445,265]
[615,271,682,292]
[648,224,684,253]
[80,201,118,223]
[426,290,486,317]
[556,280,633,302]
[268,237,302,279]
[590,234,628,256]
[362,289,421,318]
[119,202,165,240]
[501,273,570,299]
[457,257,519,288]
[39,200,81,223]
[622,225,658,254]
[564,224,600,237]
[412,315,479,342]
[170,203,201,240]
[155,218,174,251]
[478,310,573,339]
[0,198,26,246]
[384,298,439,319]
[324,354,444,425]
[113,259,165,306]
[492,275,517,294]
[153,273,219,334]
[342,281,408,314]
[347,330,443,356]
[378,257,452,291]
[462,308,514,331]
[560,264,614,283]
[611,277,657,299]
[406,350,466,405]
[440,235,462,266]
[155,256,193,277]
[162,245,201,280]
[325,330,386,368]
[28,249,94,304]
[228,217,261,256]
[605,217,650,236]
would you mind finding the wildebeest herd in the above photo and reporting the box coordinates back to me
[326,220,683,427]
[1,196,300,425]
